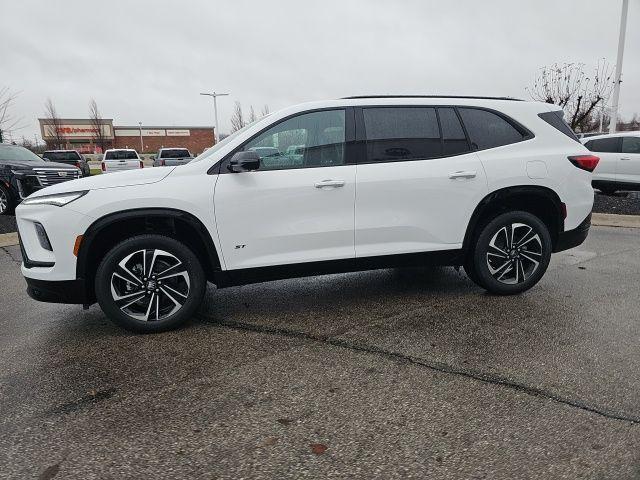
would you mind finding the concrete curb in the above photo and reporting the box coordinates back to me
[0,232,19,247]
[0,213,636,249]
[591,213,640,229]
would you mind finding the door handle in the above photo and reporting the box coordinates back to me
[314,179,345,188]
[448,170,477,179]
[621,157,632,161]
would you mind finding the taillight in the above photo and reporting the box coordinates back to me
[568,155,599,172]
[160,159,165,166]
[101,162,106,172]
[140,161,144,169]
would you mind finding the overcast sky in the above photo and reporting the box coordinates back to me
[1,0,638,141]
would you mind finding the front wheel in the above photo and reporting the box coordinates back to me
[0,184,14,215]
[95,235,206,333]
[469,211,552,295]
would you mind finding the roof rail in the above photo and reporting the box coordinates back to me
[342,95,524,101]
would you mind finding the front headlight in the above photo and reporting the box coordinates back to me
[21,190,88,207]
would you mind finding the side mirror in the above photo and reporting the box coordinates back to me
[228,151,260,173]
[150,155,156,160]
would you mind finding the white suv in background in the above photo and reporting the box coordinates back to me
[582,132,640,195]
[16,96,597,333]
[101,149,143,173]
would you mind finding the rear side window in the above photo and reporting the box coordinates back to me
[538,111,580,142]
[363,107,441,162]
[622,136,640,154]
[458,108,526,150]
[584,137,621,153]
[438,108,469,155]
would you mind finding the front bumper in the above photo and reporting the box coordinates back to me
[554,213,591,252]
[25,277,88,304]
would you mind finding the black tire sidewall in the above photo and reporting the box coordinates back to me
[0,184,15,215]
[95,235,206,333]
[472,211,552,295]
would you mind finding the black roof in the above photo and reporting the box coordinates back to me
[342,95,523,101]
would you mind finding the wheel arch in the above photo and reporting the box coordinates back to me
[462,186,565,254]
[76,208,221,302]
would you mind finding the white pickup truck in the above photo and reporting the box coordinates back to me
[101,149,143,173]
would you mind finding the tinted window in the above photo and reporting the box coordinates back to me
[105,150,139,160]
[363,107,440,162]
[622,136,640,154]
[160,149,191,158]
[538,111,580,142]
[585,137,620,153]
[43,151,81,161]
[242,109,345,170]
[438,108,469,155]
[458,108,525,150]
[0,145,43,162]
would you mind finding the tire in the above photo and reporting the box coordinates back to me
[95,235,206,333]
[468,211,552,295]
[599,187,617,196]
[0,184,14,215]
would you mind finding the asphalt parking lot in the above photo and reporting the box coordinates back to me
[1,226,639,479]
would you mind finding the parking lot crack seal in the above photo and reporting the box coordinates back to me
[0,246,22,266]
[211,318,640,425]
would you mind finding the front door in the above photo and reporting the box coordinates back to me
[214,109,355,270]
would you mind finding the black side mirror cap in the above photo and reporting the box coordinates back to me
[228,151,260,172]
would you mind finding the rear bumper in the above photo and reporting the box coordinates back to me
[25,277,88,304]
[554,213,591,252]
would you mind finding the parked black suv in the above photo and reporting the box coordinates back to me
[0,144,81,215]
[42,150,91,177]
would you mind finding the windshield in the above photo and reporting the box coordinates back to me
[0,145,43,162]
[105,150,139,160]
[160,149,191,159]
[43,151,81,161]
[190,117,266,163]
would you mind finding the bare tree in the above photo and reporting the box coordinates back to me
[261,104,270,117]
[230,101,245,132]
[44,98,65,149]
[248,105,257,123]
[0,87,23,143]
[89,98,108,153]
[527,61,614,132]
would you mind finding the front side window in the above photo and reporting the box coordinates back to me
[363,107,440,162]
[458,108,526,150]
[622,136,640,154]
[241,109,345,170]
[585,137,621,153]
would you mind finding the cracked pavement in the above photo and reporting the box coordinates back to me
[1,226,639,479]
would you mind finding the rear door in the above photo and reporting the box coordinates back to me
[618,136,640,185]
[585,137,621,183]
[214,108,356,270]
[354,106,488,257]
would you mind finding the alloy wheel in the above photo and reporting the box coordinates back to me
[485,222,543,285]
[110,249,190,321]
[0,189,7,214]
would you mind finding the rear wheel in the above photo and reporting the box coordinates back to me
[0,184,14,215]
[468,211,552,295]
[95,235,206,333]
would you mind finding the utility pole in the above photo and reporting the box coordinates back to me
[610,0,629,133]
[200,92,229,144]
[138,121,144,153]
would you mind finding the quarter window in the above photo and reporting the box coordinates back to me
[241,109,345,170]
[438,108,469,155]
[458,108,526,150]
[585,137,621,153]
[363,107,441,162]
[622,136,640,154]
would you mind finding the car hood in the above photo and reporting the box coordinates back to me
[30,166,176,196]
[1,159,76,170]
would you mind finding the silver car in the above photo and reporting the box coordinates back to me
[152,148,193,167]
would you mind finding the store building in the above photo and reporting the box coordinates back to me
[39,118,215,154]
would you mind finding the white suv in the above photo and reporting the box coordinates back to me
[101,149,143,173]
[16,96,597,332]
[582,132,640,195]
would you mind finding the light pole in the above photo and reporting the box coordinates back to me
[138,121,144,153]
[609,0,629,133]
[200,92,229,144]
